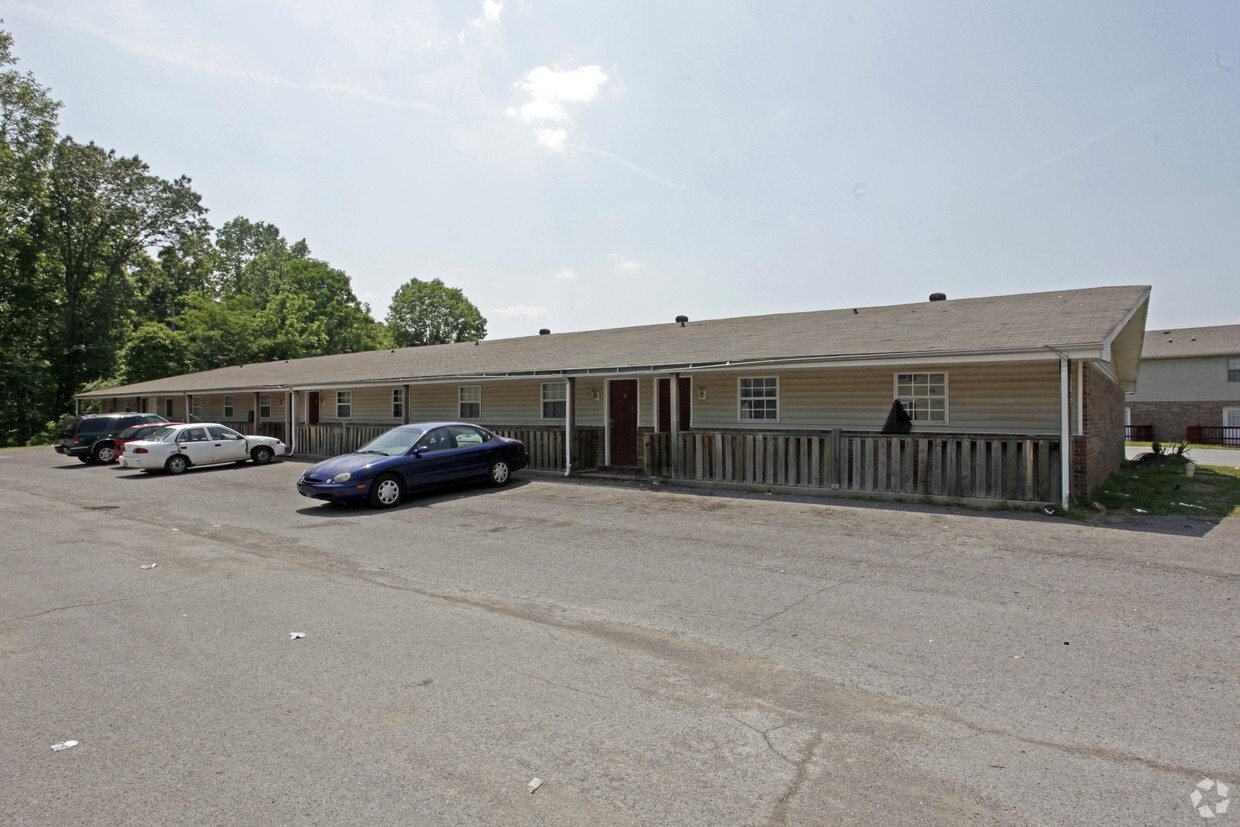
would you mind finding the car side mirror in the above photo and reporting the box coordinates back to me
[412,445,428,456]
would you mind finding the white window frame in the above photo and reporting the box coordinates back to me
[223,395,235,419]
[541,382,567,420]
[259,394,272,421]
[894,371,948,425]
[336,390,352,420]
[459,385,481,420]
[1224,408,1240,428]
[191,396,202,419]
[1228,358,1240,383]
[392,388,405,419]
[738,377,779,422]
[164,398,174,418]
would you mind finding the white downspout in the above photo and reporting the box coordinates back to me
[289,391,296,455]
[1060,355,1071,509]
[564,377,574,476]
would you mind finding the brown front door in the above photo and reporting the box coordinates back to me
[307,392,320,425]
[657,377,691,432]
[608,379,638,467]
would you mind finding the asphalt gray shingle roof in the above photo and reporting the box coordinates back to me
[1140,324,1240,358]
[79,285,1151,398]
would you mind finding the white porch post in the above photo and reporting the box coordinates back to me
[1060,355,1071,509]
[564,377,574,476]
[288,391,295,455]
[670,372,682,478]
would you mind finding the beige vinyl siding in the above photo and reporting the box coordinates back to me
[1129,356,1240,402]
[689,362,1062,434]
[401,380,607,427]
[317,387,402,423]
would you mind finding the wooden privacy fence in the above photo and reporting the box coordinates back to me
[293,423,600,469]
[294,423,391,458]
[1125,424,1153,442]
[644,431,1062,503]
[490,427,598,471]
[645,431,834,488]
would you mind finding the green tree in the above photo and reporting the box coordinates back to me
[385,277,487,347]
[177,293,260,371]
[0,27,60,444]
[118,322,189,384]
[43,137,209,408]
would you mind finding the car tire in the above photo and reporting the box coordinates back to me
[488,458,512,487]
[250,445,274,465]
[369,474,404,508]
[165,455,189,475]
[93,444,116,464]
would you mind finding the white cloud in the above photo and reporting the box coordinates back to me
[608,254,646,272]
[536,128,569,153]
[506,64,610,152]
[554,268,578,280]
[491,304,552,321]
[474,0,503,27]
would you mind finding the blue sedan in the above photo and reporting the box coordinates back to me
[296,422,528,508]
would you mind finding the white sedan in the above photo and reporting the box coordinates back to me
[118,423,286,474]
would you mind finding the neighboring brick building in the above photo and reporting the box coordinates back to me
[1126,325,1240,443]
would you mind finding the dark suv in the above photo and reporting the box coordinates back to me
[56,413,169,464]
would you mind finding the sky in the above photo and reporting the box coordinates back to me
[3,0,1238,340]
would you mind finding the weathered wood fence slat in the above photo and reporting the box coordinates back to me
[643,431,1061,503]
[294,424,599,470]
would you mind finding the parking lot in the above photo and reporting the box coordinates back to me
[2,446,1237,824]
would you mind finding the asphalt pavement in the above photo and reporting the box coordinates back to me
[1,446,1237,824]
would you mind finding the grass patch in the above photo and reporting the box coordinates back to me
[1092,461,1240,518]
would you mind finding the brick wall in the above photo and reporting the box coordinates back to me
[1126,401,1234,443]
[1072,362,1125,502]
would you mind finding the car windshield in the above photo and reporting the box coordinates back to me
[357,428,423,457]
[144,426,178,441]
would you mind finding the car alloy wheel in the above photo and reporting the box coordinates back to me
[489,459,511,487]
[94,444,116,463]
[165,455,189,474]
[251,446,274,465]
[369,474,404,508]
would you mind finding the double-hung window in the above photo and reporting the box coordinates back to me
[895,372,947,424]
[336,390,352,419]
[541,383,566,419]
[1228,358,1240,383]
[191,396,202,419]
[223,395,235,419]
[259,394,272,420]
[392,388,405,419]
[459,386,481,419]
[738,377,778,421]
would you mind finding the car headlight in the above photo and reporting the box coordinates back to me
[332,472,352,483]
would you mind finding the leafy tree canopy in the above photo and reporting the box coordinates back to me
[385,277,487,348]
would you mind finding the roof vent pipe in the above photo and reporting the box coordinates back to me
[539,328,551,335]
[675,315,689,327]
[929,292,947,302]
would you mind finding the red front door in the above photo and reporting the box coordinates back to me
[609,380,638,467]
